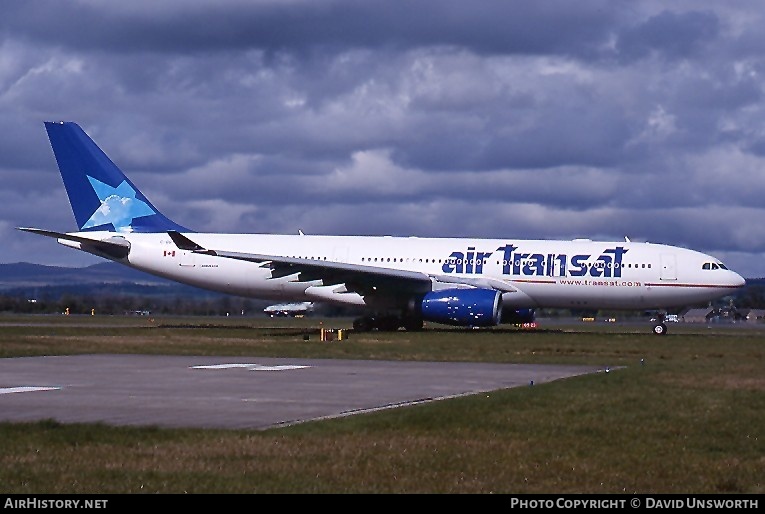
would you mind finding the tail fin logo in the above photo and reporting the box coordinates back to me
[83,175,157,232]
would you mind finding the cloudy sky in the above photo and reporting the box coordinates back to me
[2,1,765,277]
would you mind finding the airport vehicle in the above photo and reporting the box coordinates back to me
[18,122,746,335]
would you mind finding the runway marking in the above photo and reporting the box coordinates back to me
[0,386,60,395]
[190,363,311,371]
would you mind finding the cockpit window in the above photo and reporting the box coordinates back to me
[702,262,726,270]
[718,263,728,270]
[702,262,711,270]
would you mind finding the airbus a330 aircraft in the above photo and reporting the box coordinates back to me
[264,301,315,317]
[19,122,746,335]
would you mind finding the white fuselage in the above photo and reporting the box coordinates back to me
[62,232,745,312]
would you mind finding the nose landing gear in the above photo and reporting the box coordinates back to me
[651,312,668,335]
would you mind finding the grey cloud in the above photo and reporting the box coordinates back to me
[616,10,720,62]
[1,1,765,278]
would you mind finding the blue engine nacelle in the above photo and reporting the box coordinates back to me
[500,308,536,324]
[421,288,502,327]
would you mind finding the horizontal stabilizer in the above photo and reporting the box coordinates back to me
[16,227,131,259]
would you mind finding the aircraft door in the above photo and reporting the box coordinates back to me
[333,247,349,263]
[179,251,196,267]
[660,254,677,281]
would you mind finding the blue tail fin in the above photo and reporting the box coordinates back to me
[44,121,190,233]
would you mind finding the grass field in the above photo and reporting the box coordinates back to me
[0,314,762,493]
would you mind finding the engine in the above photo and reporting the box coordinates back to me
[420,288,502,327]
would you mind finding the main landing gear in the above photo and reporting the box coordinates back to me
[352,314,424,332]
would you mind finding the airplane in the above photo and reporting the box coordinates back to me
[18,121,746,335]
[264,301,314,317]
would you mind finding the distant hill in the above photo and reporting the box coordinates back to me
[0,262,174,289]
[0,262,224,300]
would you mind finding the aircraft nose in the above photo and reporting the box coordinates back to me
[730,271,746,288]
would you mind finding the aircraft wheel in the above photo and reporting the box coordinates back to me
[652,322,667,336]
[403,317,424,331]
[353,317,373,332]
[378,316,401,331]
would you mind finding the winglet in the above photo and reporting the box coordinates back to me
[167,231,209,252]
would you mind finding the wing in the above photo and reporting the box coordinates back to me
[168,231,433,297]
[167,231,518,297]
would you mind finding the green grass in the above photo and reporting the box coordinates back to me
[0,315,762,493]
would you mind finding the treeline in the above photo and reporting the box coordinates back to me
[734,279,765,308]
[0,289,359,317]
[0,293,268,317]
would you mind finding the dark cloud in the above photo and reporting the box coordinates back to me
[1,1,617,57]
[1,1,765,278]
